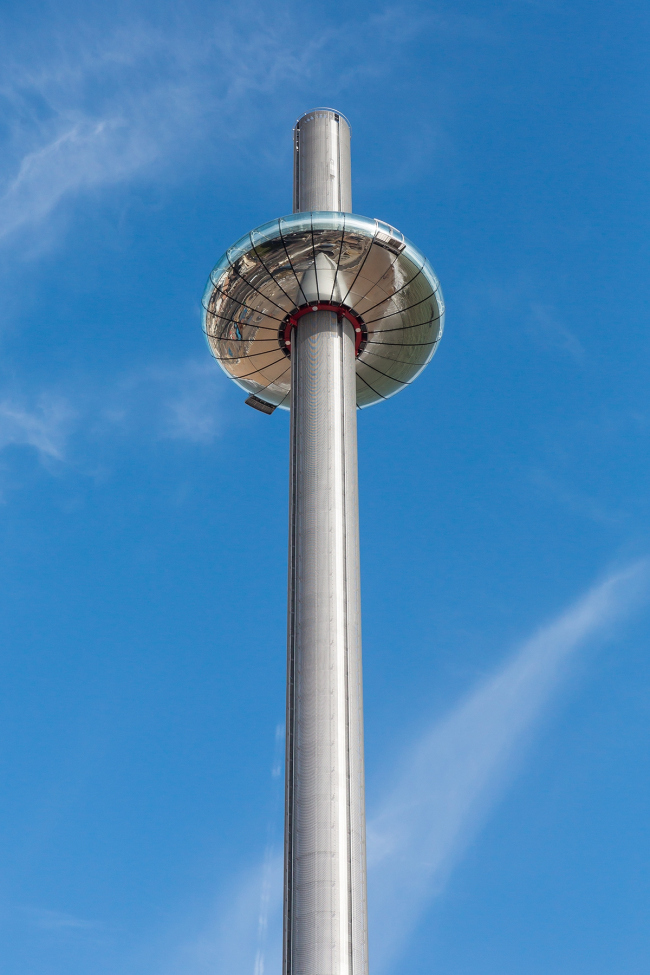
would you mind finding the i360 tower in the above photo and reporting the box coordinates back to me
[202,109,445,975]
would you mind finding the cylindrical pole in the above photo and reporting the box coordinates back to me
[284,111,368,975]
[293,108,352,213]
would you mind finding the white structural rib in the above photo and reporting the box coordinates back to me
[284,110,369,975]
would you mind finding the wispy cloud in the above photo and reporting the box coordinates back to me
[0,358,224,484]
[366,560,648,971]
[0,10,333,242]
[0,28,177,242]
[0,112,158,243]
[161,856,282,975]
[161,726,286,975]
[174,561,647,975]
[0,393,75,460]
[0,4,477,246]
[253,723,285,975]
[102,359,225,445]
[529,467,624,526]
[24,906,101,932]
[528,302,586,363]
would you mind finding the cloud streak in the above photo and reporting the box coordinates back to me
[102,359,225,445]
[161,725,286,975]
[0,357,224,488]
[25,907,101,932]
[162,856,283,975]
[366,560,648,971]
[0,113,157,242]
[177,561,647,975]
[0,3,472,246]
[0,393,75,460]
[0,10,330,242]
[0,27,174,241]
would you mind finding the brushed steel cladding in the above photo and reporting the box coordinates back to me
[293,109,352,213]
[201,213,445,410]
[285,310,368,975]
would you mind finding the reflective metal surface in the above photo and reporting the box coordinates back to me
[284,114,368,975]
[202,211,445,410]
[285,309,367,975]
[201,106,445,975]
[293,109,352,213]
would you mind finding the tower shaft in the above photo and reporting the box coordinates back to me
[293,109,352,213]
[284,112,369,975]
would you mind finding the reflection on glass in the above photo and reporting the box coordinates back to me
[202,212,445,410]
[226,232,255,266]
[250,219,281,246]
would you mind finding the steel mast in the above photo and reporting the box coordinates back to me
[201,106,445,975]
[284,110,367,975]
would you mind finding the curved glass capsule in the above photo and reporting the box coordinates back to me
[202,212,445,410]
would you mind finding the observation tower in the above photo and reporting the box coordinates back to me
[202,109,444,975]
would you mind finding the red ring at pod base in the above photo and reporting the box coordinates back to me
[280,302,367,357]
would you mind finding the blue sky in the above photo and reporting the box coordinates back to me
[0,0,648,972]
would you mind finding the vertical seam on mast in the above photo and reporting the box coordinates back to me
[341,318,355,975]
